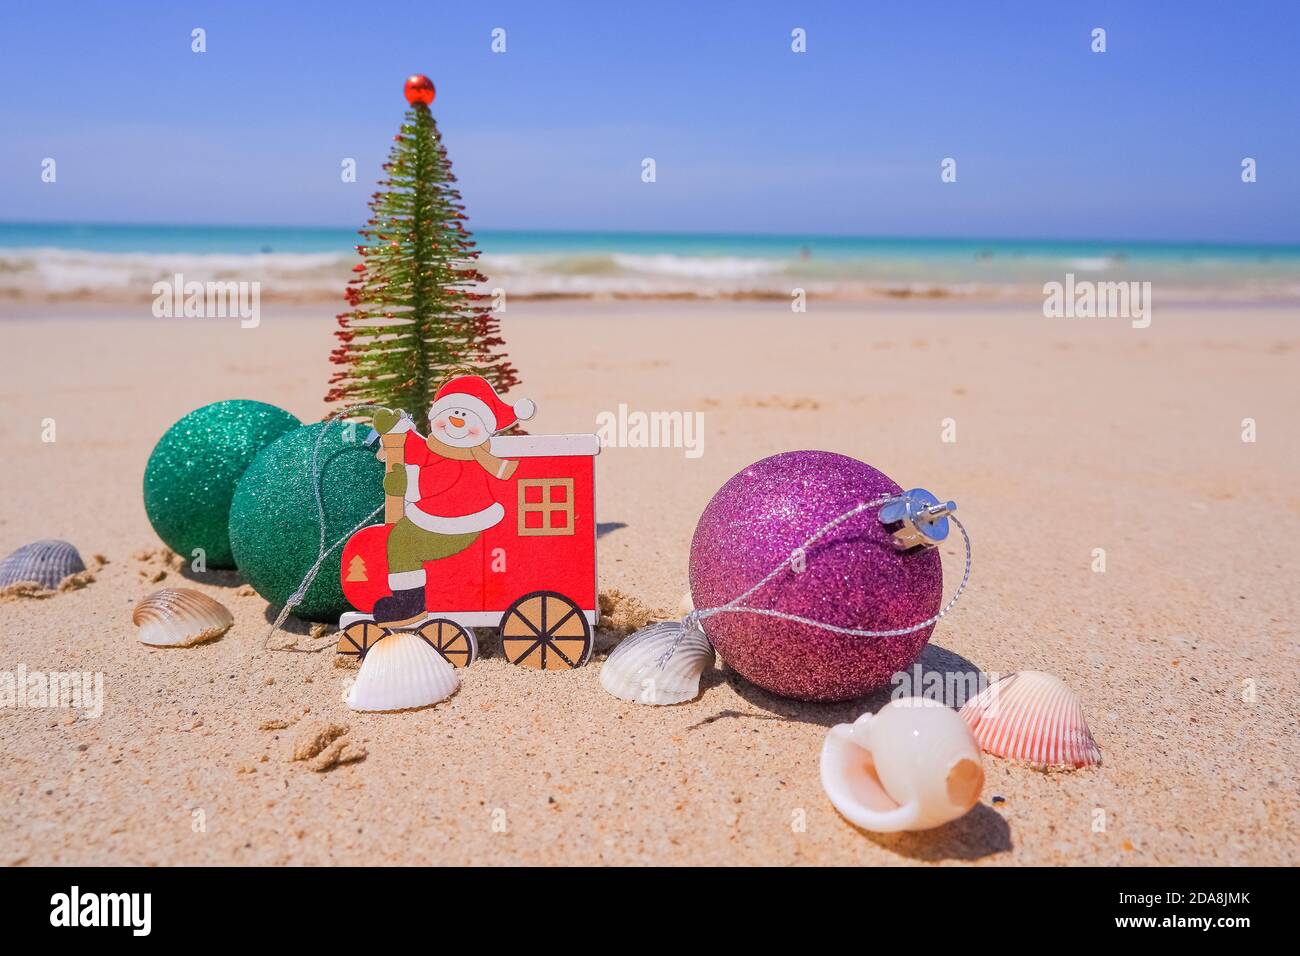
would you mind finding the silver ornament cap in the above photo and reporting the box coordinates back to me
[878,488,957,550]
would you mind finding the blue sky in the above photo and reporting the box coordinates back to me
[1,0,1297,241]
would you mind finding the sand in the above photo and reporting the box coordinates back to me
[1,299,1297,866]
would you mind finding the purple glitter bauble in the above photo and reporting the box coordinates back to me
[688,451,942,702]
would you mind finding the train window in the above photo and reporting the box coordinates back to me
[518,478,575,536]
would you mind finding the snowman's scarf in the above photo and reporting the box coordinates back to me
[264,404,386,651]
[646,495,972,672]
[426,431,515,477]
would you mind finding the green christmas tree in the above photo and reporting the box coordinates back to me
[327,74,518,412]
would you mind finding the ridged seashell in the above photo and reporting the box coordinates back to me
[346,631,459,712]
[821,697,984,833]
[0,539,86,589]
[132,588,234,647]
[959,670,1102,769]
[601,620,715,705]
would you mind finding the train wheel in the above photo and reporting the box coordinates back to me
[415,618,478,668]
[499,591,592,670]
[337,620,388,662]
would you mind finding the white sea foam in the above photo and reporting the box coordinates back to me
[607,253,784,278]
[0,247,347,298]
[1066,257,1116,272]
[0,245,1296,304]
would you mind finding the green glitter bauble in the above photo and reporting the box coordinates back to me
[143,400,301,568]
[228,421,384,621]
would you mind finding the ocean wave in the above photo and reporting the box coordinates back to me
[608,253,784,278]
[1,245,1297,304]
[477,252,785,279]
[0,247,349,298]
[1066,256,1118,272]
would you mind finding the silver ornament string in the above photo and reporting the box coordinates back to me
[658,495,972,669]
[263,404,386,651]
[261,412,974,663]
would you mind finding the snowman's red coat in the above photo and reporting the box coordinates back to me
[402,431,502,532]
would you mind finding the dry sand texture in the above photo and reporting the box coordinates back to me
[0,300,1297,865]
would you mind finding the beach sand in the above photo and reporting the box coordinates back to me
[1,299,1297,866]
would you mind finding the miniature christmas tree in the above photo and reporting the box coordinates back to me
[344,554,368,582]
[326,74,519,412]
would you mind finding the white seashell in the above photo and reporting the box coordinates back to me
[133,587,233,647]
[346,630,459,712]
[601,620,715,705]
[678,591,694,616]
[959,670,1101,769]
[821,697,984,832]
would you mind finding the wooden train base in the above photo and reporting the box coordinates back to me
[337,589,594,671]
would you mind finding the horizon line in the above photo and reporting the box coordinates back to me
[2,219,1299,251]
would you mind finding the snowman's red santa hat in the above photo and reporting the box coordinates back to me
[429,375,536,434]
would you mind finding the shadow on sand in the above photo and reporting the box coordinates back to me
[174,564,245,588]
[693,642,1012,861]
[854,802,1012,861]
[716,641,986,729]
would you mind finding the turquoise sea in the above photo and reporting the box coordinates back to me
[3,222,1299,302]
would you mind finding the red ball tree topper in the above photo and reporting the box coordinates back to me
[403,74,436,105]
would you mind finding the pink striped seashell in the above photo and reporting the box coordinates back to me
[959,671,1101,769]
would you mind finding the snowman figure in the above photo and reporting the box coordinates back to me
[370,375,536,627]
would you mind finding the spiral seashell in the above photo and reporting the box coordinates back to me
[346,630,459,712]
[0,539,86,589]
[959,670,1102,769]
[133,587,234,647]
[600,620,715,705]
[821,697,984,832]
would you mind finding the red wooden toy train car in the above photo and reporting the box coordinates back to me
[337,432,600,670]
